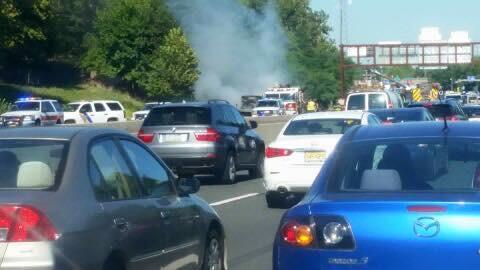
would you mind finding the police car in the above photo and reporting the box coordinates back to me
[0,98,64,127]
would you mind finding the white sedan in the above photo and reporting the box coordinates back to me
[263,111,381,208]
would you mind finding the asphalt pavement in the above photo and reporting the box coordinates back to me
[197,173,286,270]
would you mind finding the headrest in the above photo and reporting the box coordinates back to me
[361,169,402,191]
[17,162,54,188]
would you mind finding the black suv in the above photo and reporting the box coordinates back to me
[137,100,265,184]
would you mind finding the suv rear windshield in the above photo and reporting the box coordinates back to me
[368,94,387,109]
[0,140,67,189]
[13,102,40,111]
[107,102,123,111]
[327,138,480,193]
[427,104,455,118]
[347,95,365,110]
[144,107,211,126]
[284,119,361,135]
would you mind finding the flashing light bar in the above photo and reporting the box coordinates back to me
[17,97,41,102]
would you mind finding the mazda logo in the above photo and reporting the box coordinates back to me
[414,217,440,238]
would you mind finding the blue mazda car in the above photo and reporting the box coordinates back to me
[273,121,480,270]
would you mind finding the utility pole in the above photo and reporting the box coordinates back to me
[339,0,346,99]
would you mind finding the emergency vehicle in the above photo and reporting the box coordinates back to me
[0,98,63,127]
[263,86,305,115]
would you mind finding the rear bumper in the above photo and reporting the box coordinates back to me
[162,156,220,175]
[0,242,54,269]
[264,163,322,192]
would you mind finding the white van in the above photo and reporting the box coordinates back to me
[345,91,403,111]
[63,100,126,124]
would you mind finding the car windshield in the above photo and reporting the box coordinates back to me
[265,94,280,99]
[144,107,211,126]
[280,93,294,101]
[428,104,455,117]
[0,140,67,189]
[258,100,278,107]
[284,118,361,135]
[64,104,80,112]
[327,138,480,193]
[13,102,40,111]
[143,104,158,110]
[372,110,427,123]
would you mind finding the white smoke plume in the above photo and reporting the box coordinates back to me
[167,0,289,105]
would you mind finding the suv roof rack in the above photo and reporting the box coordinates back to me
[208,99,230,104]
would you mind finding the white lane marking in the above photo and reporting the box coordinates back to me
[209,193,260,206]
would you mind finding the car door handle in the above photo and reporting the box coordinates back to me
[113,218,130,232]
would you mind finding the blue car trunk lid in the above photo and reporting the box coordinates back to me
[309,198,480,270]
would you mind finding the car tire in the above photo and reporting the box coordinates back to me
[107,118,118,122]
[266,192,282,208]
[202,230,224,270]
[56,119,62,125]
[249,152,264,179]
[217,152,236,184]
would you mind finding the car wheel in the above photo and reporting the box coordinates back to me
[218,152,236,184]
[266,192,282,208]
[202,230,224,270]
[107,118,118,122]
[249,152,264,179]
[56,119,62,125]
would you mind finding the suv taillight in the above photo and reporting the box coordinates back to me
[195,128,220,142]
[266,147,293,158]
[0,205,58,242]
[137,129,154,143]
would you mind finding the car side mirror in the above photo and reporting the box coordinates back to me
[249,120,258,129]
[177,177,200,196]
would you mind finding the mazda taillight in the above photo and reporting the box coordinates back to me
[280,216,354,250]
[195,128,220,142]
[266,147,293,158]
[137,129,154,143]
[0,205,58,242]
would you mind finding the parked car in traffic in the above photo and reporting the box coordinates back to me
[264,111,381,208]
[408,99,468,121]
[63,100,126,124]
[273,121,480,270]
[345,90,403,111]
[252,99,285,117]
[0,98,63,127]
[369,107,435,124]
[462,105,480,121]
[131,102,166,121]
[138,100,265,184]
[0,127,226,270]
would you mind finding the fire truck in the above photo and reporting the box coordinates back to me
[263,86,305,115]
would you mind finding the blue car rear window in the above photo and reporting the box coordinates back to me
[327,138,480,192]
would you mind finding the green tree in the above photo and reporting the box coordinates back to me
[81,0,175,88]
[139,28,200,99]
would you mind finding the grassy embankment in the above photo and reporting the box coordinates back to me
[0,83,143,117]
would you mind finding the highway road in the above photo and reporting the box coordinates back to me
[197,173,285,270]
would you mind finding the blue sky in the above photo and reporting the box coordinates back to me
[310,0,479,44]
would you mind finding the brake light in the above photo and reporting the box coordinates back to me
[195,128,220,142]
[265,147,293,158]
[382,120,392,125]
[0,205,57,242]
[436,116,459,122]
[282,222,314,247]
[387,100,393,109]
[137,129,154,143]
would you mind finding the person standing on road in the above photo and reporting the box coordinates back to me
[307,99,317,113]
[429,84,440,101]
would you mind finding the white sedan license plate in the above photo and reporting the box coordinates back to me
[160,134,188,143]
[304,151,326,162]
